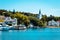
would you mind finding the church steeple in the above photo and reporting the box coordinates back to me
[13,9,15,14]
[39,9,41,15]
[38,9,41,19]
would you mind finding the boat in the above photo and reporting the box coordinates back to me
[14,25,26,30]
[9,26,15,30]
[0,23,9,31]
[0,26,9,31]
[19,26,26,30]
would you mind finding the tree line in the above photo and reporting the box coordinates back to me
[0,9,60,27]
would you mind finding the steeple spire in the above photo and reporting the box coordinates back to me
[13,9,15,14]
[39,9,41,15]
[38,9,41,19]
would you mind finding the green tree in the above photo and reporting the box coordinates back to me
[12,13,30,26]
[0,9,7,15]
[41,15,47,22]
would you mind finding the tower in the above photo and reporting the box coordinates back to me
[38,10,41,19]
[13,9,15,14]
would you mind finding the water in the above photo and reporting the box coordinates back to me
[0,28,60,40]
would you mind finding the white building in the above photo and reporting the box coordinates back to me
[37,10,42,19]
[48,20,60,26]
[4,17,17,26]
[57,20,60,26]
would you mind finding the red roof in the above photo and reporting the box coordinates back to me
[57,20,60,22]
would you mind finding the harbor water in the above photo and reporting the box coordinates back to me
[0,28,60,40]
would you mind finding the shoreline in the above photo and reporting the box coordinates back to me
[46,26,60,28]
[0,26,60,31]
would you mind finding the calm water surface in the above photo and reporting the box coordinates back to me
[0,28,60,40]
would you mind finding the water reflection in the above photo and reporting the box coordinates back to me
[0,31,2,35]
[0,28,60,40]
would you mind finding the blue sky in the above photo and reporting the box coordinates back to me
[0,0,60,16]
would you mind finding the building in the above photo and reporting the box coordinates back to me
[48,20,57,26]
[37,10,42,19]
[0,16,17,26]
[57,20,60,26]
[4,17,17,26]
[48,20,60,26]
[0,16,5,22]
[13,9,15,14]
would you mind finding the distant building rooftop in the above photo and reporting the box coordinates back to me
[0,16,5,22]
[57,20,60,22]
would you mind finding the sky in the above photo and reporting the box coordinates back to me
[0,0,60,16]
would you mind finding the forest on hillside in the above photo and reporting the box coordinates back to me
[0,9,60,27]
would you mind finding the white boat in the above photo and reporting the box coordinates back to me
[0,23,9,31]
[19,26,26,30]
[18,25,26,30]
[0,26,9,31]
